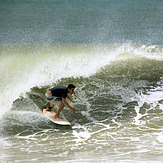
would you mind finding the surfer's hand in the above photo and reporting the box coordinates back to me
[71,100,77,103]
[71,108,76,113]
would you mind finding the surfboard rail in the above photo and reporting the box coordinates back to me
[43,109,71,125]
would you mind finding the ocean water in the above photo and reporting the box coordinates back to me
[0,0,163,163]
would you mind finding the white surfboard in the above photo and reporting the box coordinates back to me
[43,109,71,125]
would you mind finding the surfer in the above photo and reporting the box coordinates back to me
[45,84,77,118]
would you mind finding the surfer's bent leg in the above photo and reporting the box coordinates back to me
[55,103,65,118]
[45,92,56,111]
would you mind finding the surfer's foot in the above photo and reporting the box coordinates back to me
[45,105,55,111]
[54,115,62,119]
[45,107,52,111]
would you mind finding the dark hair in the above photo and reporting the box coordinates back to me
[67,84,76,89]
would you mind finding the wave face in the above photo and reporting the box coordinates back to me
[0,44,163,162]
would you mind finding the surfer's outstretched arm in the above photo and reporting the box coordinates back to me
[67,95,77,103]
[55,98,75,118]
[62,98,76,113]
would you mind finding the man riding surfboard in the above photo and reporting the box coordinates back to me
[45,84,77,118]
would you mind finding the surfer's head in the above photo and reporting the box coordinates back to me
[67,84,76,94]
